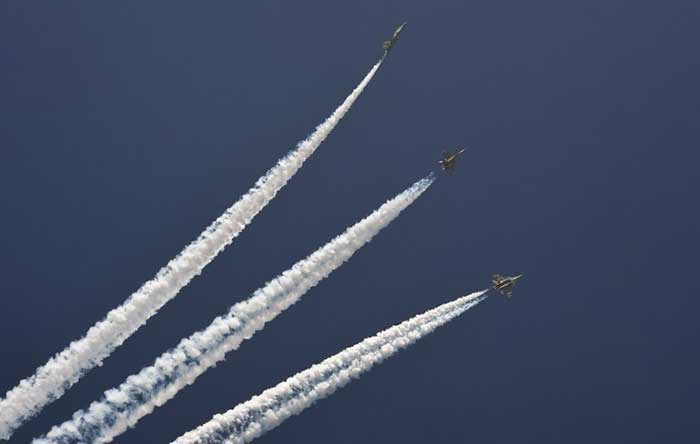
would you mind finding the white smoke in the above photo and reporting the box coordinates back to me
[0,57,384,441]
[173,291,487,444]
[32,175,432,444]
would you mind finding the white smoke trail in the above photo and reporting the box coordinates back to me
[32,175,432,444]
[173,290,488,444]
[0,58,385,441]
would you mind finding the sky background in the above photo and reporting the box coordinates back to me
[1,1,699,443]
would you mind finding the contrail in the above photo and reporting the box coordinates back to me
[0,57,385,440]
[172,290,488,444]
[32,175,432,444]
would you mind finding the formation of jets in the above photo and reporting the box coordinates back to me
[492,274,524,297]
[381,23,525,297]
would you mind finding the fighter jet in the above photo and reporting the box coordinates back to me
[492,274,524,298]
[383,22,407,53]
[438,148,466,174]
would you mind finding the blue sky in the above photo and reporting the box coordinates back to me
[1,1,698,443]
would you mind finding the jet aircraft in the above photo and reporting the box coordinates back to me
[438,148,466,174]
[492,274,524,297]
[383,22,407,53]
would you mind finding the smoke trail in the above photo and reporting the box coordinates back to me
[0,58,385,440]
[173,290,487,444]
[32,175,432,444]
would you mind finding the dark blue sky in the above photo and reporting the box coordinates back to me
[1,1,698,443]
